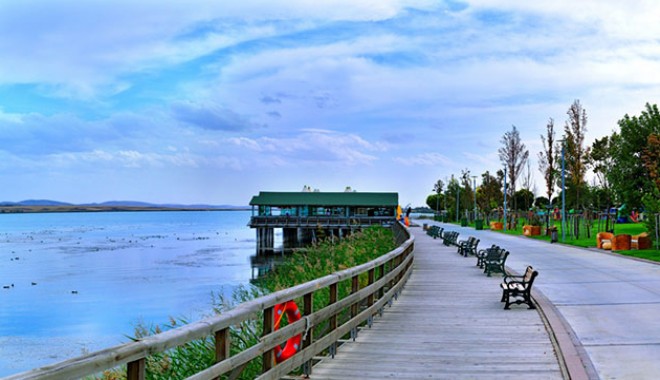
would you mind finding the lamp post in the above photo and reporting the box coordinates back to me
[457,181,460,223]
[561,139,566,242]
[472,175,477,222]
[434,186,439,220]
[503,168,507,232]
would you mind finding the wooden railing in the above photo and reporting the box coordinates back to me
[7,223,414,380]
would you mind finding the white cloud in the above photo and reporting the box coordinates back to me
[394,152,452,166]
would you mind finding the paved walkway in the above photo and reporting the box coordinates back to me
[430,222,660,380]
[310,227,563,379]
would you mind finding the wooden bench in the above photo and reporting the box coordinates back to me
[500,266,538,309]
[483,248,509,277]
[457,236,475,255]
[442,231,459,246]
[458,237,479,257]
[426,225,444,239]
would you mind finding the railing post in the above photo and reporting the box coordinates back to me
[127,358,145,380]
[367,268,375,327]
[303,293,313,376]
[377,263,385,300]
[262,306,275,373]
[329,283,338,358]
[215,328,230,380]
[351,275,359,340]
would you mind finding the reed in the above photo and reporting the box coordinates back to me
[96,226,396,380]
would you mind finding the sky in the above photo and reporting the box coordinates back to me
[1,1,659,207]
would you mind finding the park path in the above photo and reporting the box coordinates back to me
[309,226,563,379]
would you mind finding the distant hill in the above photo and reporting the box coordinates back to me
[0,199,248,210]
[0,199,73,206]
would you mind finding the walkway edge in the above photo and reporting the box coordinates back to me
[531,285,598,380]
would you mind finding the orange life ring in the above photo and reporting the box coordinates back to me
[273,301,302,363]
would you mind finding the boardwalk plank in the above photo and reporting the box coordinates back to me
[309,227,563,379]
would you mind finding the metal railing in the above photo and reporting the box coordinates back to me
[249,215,395,228]
[7,223,414,380]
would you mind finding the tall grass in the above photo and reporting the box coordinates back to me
[97,226,397,380]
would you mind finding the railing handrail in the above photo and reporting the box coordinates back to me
[6,223,414,380]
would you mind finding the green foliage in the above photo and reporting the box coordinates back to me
[478,170,503,211]
[609,103,660,209]
[513,189,535,210]
[642,189,660,242]
[426,193,444,211]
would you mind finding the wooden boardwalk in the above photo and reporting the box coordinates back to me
[309,227,563,379]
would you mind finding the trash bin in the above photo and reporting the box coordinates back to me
[475,219,484,230]
[460,218,468,227]
[550,227,558,243]
[423,223,429,231]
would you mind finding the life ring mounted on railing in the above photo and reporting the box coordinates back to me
[273,301,302,363]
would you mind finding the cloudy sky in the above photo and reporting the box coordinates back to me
[1,1,658,206]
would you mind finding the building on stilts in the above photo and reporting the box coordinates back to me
[248,190,398,277]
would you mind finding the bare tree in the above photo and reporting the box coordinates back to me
[564,100,589,209]
[521,159,535,209]
[498,125,529,210]
[538,118,558,206]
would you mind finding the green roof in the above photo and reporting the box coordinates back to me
[249,192,399,207]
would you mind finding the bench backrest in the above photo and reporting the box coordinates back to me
[526,269,539,287]
[522,266,535,283]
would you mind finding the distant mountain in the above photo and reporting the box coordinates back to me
[0,199,248,209]
[0,199,73,206]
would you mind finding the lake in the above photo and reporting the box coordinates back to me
[0,210,257,377]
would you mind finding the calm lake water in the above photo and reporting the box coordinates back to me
[0,210,256,377]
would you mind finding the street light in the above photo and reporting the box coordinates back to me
[433,186,439,219]
[503,167,507,232]
[560,139,566,242]
[457,178,460,223]
[472,175,477,222]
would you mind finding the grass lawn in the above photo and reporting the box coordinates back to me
[451,218,660,263]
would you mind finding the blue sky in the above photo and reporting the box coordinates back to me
[1,0,659,206]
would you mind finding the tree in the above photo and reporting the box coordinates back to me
[425,194,444,212]
[513,189,535,211]
[460,169,474,218]
[563,100,589,210]
[642,133,660,237]
[538,118,558,208]
[587,136,614,211]
[446,175,461,221]
[477,170,503,213]
[431,179,445,212]
[642,134,660,191]
[520,160,535,210]
[498,125,529,210]
[609,103,660,211]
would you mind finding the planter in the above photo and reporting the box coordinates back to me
[522,225,541,236]
[490,221,503,230]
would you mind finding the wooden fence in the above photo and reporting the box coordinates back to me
[7,223,414,380]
